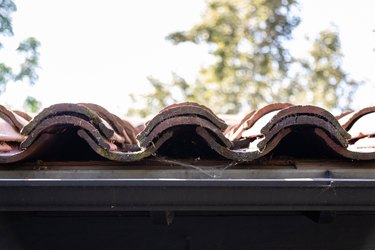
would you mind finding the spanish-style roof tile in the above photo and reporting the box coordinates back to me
[339,107,375,130]
[137,102,227,142]
[139,116,230,149]
[1,103,142,163]
[257,105,350,149]
[12,110,32,121]
[21,103,118,141]
[1,102,375,164]
[339,108,375,139]
[335,110,353,120]
[0,106,28,156]
[0,117,25,143]
[79,103,137,144]
[20,115,116,150]
[225,103,292,141]
[136,102,233,160]
[77,129,173,161]
[196,127,258,161]
[313,128,375,160]
[350,137,375,151]
[0,105,29,131]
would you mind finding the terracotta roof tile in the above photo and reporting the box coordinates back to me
[139,116,231,149]
[335,110,353,120]
[339,106,375,130]
[21,103,112,136]
[0,117,25,143]
[260,105,349,139]
[138,102,227,142]
[20,115,116,151]
[258,110,349,149]
[77,129,173,161]
[0,106,28,155]
[12,110,32,121]
[1,102,375,163]
[313,128,375,160]
[225,103,292,141]
[196,127,258,161]
[0,105,29,131]
[79,103,137,144]
[342,110,375,139]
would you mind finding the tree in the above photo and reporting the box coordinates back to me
[131,0,360,116]
[128,74,196,117]
[23,96,41,113]
[292,29,359,109]
[0,0,41,111]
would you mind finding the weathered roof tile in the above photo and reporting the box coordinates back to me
[1,102,375,163]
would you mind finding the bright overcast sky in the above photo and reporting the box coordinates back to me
[0,0,375,116]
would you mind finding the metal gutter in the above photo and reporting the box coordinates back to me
[1,165,375,211]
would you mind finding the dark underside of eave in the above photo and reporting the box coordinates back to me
[1,211,375,250]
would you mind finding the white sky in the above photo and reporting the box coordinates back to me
[0,0,375,116]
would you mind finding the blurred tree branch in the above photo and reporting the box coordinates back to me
[131,0,361,116]
[0,0,41,112]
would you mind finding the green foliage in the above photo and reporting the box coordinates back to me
[0,63,12,91]
[15,37,41,85]
[288,29,359,109]
[132,0,360,116]
[0,36,41,92]
[23,96,41,113]
[0,0,41,111]
[0,0,17,48]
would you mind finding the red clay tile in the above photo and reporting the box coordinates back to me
[257,114,349,150]
[79,103,137,144]
[12,110,32,121]
[314,128,375,160]
[138,102,227,142]
[0,106,28,156]
[77,129,173,161]
[196,127,258,161]
[139,116,231,149]
[0,117,25,143]
[351,137,375,150]
[347,112,375,140]
[1,103,141,163]
[335,110,353,120]
[21,103,114,139]
[20,115,117,151]
[0,105,29,131]
[339,107,375,130]
[260,105,349,138]
[225,103,292,141]
[0,142,13,153]
[0,133,52,163]
[240,110,282,139]
[1,101,375,163]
